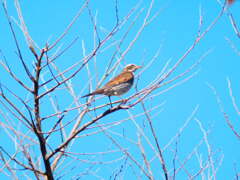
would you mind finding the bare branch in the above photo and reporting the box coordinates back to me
[141,101,168,180]
[48,0,90,50]
[208,83,240,139]
[2,1,34,81]
[227,78,240,115]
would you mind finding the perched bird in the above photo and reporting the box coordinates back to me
[227,0,235,5]
[82,64,141,105]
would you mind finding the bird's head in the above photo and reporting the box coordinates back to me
[123,64,141,72]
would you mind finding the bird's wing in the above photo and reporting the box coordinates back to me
[82,72,133,97]
[104,72,133,87]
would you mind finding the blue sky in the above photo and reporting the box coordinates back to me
[0,0,240,179]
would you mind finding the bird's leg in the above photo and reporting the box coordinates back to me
[108,96,113,108]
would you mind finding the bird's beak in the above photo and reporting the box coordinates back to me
[136,65,142,69]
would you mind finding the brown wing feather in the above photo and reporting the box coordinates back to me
[82,72,133,97]
[104,72,133,87]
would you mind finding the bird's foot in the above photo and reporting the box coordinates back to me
[120,98,128,104]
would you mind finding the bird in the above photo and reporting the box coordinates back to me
[227,0,235,5]
[82,64,141,106]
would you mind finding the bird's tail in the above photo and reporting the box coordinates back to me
[81,92,94,98]
[81,89,103,98]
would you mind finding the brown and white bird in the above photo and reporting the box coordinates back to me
[227,0,235,5]
[82,64,141,105]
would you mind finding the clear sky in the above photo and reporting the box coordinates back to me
[0,0,240,179]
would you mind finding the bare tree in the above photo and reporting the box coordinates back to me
[0,0,233,179]
[208,1,240,178]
